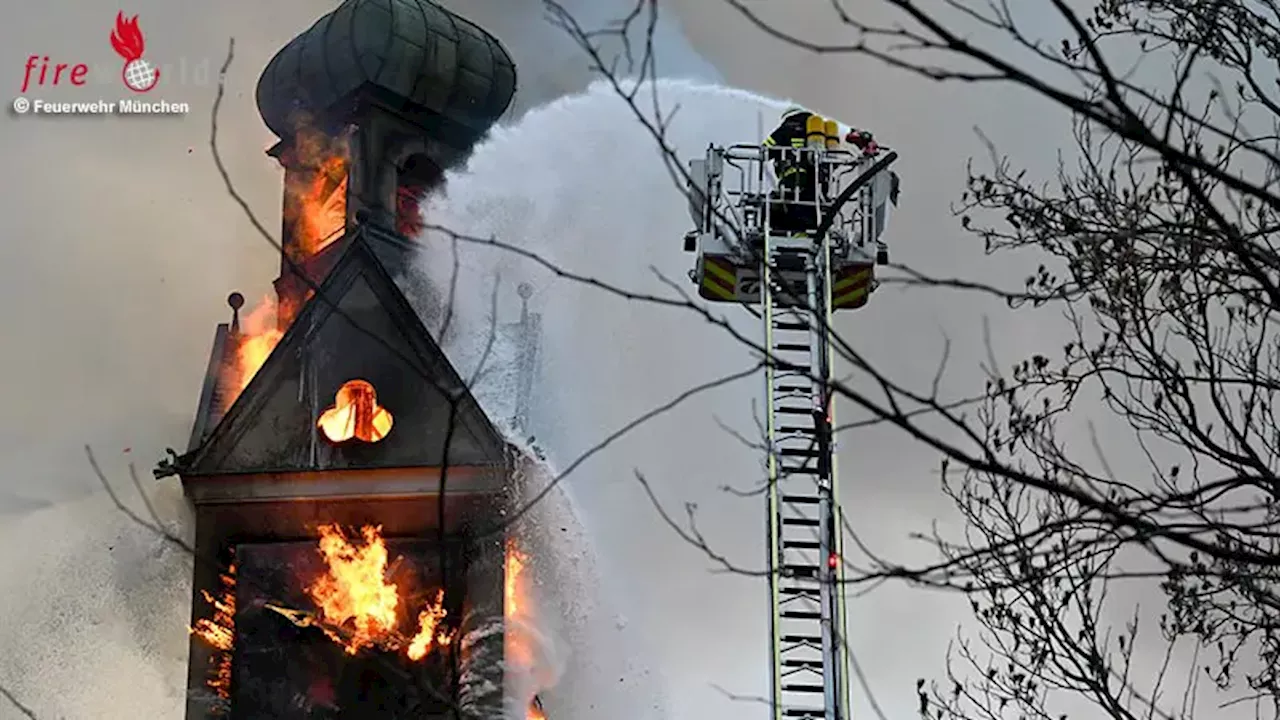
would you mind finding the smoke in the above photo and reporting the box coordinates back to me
[0,477,192,719]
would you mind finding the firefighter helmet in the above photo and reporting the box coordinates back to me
[780,105,807,121]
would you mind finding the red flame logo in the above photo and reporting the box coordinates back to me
[109,12,160,93]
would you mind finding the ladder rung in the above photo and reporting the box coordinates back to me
[774,384,811,393]
[776,406,814,415]
[780,465,821,476]
[783,659,824,669]
[782,610,823,620]
[781,634,822,645]
[783,684,825,693]
[780,425,818,435]
[780,447,820,458]
[781,515,819,526]
[781,495,820,505]
[782,540,821,550]
[774,342,810,352]
[784,564,819,577]
[783,709,825,718]
[780,586,820,596]
[776,372,813,380]
[774,321,809,331]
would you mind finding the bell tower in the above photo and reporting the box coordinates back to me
[155,1,521,718]
[254,0,516,327]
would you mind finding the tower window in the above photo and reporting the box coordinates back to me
[318,379,393,443]
[396,153,441,237]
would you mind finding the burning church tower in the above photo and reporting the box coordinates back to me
[153,1,541,717]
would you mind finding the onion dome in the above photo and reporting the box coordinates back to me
[256,0,516,144]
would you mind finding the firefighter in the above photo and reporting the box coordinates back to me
[764,106,818,232]
[764,106,878,233]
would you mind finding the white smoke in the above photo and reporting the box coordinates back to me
[0,476,192,720]
[413,79,805,719]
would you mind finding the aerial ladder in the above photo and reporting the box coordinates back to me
[682,115,900,720]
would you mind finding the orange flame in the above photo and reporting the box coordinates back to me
[506,540,528,619]
[406,589,451,661]
[305,524,452,662]
[189,563,237,704]
[284,127,349,256]
[317,379,394,443]
[221,295,284,411]
[506,539,555,718]
[307,524,401,655]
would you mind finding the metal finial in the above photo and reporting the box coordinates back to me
[228,292,245,334]
[517,283,533,300]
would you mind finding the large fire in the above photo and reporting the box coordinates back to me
[306,523,450,659]
[308,524,400,653]
[221,294,284,411]
[188,529,553,716]
[284,126,350,256]
[189,562,237,706]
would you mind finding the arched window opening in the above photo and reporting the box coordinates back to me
[396,153,441,237]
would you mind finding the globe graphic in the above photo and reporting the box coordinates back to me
[123,59,158,92]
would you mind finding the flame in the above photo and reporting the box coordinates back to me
[301,156,348,254]
[406,589,451,661]
[304,523,452,662]
[307,524,401,655]
[284,127,349,256]
[189,563,237,705]
[506,539,556,718]
[317,379,394,443]
[506,540,528,619]
[109,13,145,62]
[220,295,284,411]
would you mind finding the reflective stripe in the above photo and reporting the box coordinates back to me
[763,136,776,146]
[832,287,868,309]
[700,257,738,301]
[704,257,736,286]
[831,266,873,309]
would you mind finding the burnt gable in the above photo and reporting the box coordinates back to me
[181,228,506,477]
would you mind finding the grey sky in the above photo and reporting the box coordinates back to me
[0,1,1203,719]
